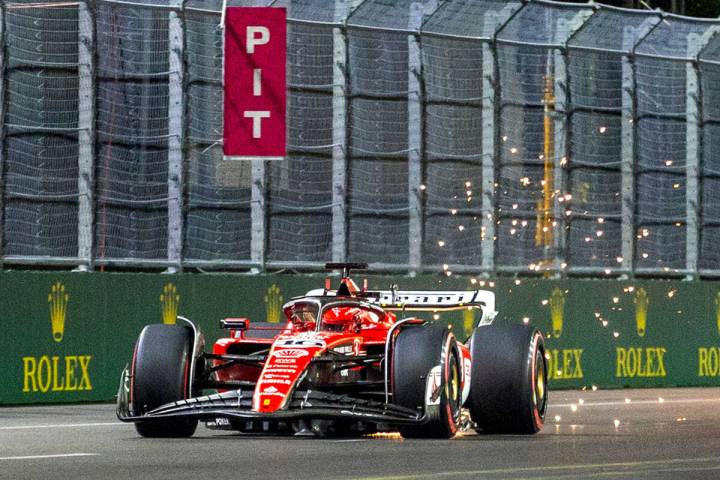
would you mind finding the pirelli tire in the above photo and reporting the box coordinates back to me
[392,324,462,439]
[467,324,547,434]
[130,324,198,438]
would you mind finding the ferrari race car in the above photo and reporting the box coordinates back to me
[117,263,547,438]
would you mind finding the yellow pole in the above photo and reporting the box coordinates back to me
[536,73,555,254]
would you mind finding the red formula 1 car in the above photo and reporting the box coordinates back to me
[117,263,547,438]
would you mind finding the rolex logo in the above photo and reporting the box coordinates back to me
[48,282,69,343]
[634,288,648,337]
[160,283,179,325]
[264,284,283,323]
[715,291,720,336]
[550,288,565,338]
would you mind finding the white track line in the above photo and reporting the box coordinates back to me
[553,397,720,408]
[0,453,99,461]
[0,422,122,431]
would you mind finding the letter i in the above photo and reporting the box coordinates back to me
[254,69,262,96]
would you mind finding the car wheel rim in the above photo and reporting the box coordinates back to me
[534,349,547,416]
[446,352,461,418]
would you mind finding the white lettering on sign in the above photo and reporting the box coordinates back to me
[246,26,270,54]
[253,69,262,96]
[244,111,271,139]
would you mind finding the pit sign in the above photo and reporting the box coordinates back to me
[223,7,286,160]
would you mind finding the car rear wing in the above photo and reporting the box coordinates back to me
[305,288,497,326]
[368,290,496,325]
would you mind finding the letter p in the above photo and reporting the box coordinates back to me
[246,26,270,54]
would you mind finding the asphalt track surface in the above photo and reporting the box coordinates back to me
[2,388,720,480]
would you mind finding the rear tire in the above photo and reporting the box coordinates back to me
[392,324,462,438]
[467,324,547,434]
[131,324,198,438]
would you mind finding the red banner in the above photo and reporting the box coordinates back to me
[223,7,286,159]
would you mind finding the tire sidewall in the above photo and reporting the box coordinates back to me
[527,330,547,432]
[440,331,461,437]
[468,324,547,434]
[528,330,548,432]
[392,325,462,438]
[131,324,197,437]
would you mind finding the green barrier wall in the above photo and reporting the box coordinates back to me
[1,271,719,405]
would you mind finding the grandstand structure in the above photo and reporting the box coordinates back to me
[1,0,719,277]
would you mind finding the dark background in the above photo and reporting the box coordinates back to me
[559,0,719,17]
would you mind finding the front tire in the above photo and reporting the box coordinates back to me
[131,324,198,438]
[467,324,547,434]
[392,324,462,438]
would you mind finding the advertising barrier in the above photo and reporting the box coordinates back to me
[1,271,719,405]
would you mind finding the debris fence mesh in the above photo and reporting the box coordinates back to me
[1,0,720,277]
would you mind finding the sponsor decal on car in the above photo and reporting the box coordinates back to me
[273,349,309,359]
[332,345,353,355]
[264,373,293,379]
[274,358,298,364]
[276,333,326,348]
[425,365,442,406]
[462,357,472,404]
[261,379,292,385]
[260,392,286,398]
[264,368,297,374]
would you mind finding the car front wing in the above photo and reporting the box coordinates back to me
[116,368,425,426]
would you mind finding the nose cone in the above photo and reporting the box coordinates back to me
[253,341,323,413]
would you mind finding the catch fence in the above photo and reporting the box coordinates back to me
[1,0,720,277]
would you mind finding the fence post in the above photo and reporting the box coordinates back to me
[552,13,590,274]
[620,26,636,276]
[167,0,185,272]
[250,163,266,270]
[552,30,568,274]
[77,1,94,270]
[480,15,497,274]
[241,1,269,270]
[407,2,424,273]
[686,28,719,278]
[686,36,700,279]
[332,0,349,263]
[0,4,5,264]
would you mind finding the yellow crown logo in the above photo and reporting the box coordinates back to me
[264,284,283,323]
[634,288,648,337]
[550,288,565,338]
[48,282,69,343]
[160,283,179,325]
[715,291,720,336]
